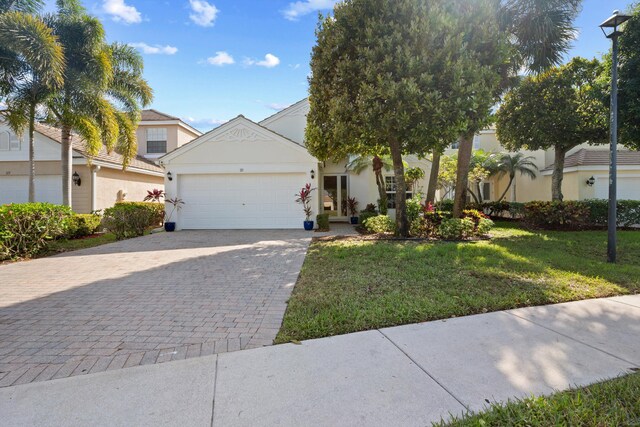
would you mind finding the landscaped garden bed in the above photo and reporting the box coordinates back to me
[275,221,640,343]
[435,372,640,427]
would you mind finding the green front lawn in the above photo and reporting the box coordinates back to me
[275,222,640,343]
[436,373,640,426]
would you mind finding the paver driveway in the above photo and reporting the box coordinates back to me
[0,230,311,387]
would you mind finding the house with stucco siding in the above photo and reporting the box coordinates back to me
[0,109,201,212]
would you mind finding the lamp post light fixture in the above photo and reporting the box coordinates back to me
[600,10,631,264]
[72,171,81,186]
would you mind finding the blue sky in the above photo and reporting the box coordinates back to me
[45,0,636,131]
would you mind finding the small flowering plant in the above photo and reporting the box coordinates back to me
[295,183,316,221]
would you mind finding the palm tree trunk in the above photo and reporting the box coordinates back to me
[511,178,517,202]
[28,103,36,203]
[476,181,483,203]
[497,176,514,202]
[389,136,408,237]
[453,132,474,218]
[426,149,440,203]
[61,124,73,207]
[551,146,566,202]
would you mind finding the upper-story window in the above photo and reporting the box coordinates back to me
[146,128,167,154]
[0,131,21,151]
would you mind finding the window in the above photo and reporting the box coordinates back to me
[0,131,21,151]
[0,131,9,151]
[385,176,413,209]
[146,128,167,154]
[482,182,491,201]
[450,141,459,149]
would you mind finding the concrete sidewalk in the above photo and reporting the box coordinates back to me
[1,295,639,427]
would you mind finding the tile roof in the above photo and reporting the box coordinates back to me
[34,123,163,174]
[140,109,180,121]
[543,148,640,171]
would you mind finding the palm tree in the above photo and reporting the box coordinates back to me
[469,150,499,203]
[0,2,64,97]
[346,154,393,203]
[1,1,64,202]
[452,0,582,217]
[45,0,152,206]
[495,153,538,202]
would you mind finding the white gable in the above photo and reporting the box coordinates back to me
[0,122,63,162]
[259,98,309,145]
[160,116,317,167]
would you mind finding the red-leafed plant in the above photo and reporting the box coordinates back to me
[144,189,165,202]
[295,183,316,221]
[422,201,434,213]
[347,197,359,217]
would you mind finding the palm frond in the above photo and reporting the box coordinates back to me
[114,111,137,168]
[0,0,44,14]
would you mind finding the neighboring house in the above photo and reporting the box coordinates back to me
[453,129,640,203]
[160,98,431,230]
[136,109,202,160]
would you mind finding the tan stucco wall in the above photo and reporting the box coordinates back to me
[0,161,61,176]
[71,165,92,213]
[95,167,164,211]
[136,123,200,157]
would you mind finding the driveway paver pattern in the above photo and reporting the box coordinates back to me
[0,230,311,387]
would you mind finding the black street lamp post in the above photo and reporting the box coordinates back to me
[600,10,631,264]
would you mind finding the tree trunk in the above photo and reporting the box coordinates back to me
[511,177,517,202]
[476,181,483,203]
[497,175,514,202]
[373,155,387,202]
[453,132,474,218]
[389,137,408,237]
[426,149,440,203]
[551,146,566,202]
[28,103,36,203]
[61,124,73,207]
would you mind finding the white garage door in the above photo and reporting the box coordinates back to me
[595,176,640,200]
[0,175,62,205]
[178,173,307,229]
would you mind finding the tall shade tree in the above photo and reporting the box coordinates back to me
[45,0,152,206]
[619,3,640,150]
[496,57,608,200]
[451,0,583,217]
[307,0,496,236]
[494,153,539,201]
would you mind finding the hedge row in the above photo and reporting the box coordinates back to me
[102,202,164,240]
[435,199,640,230]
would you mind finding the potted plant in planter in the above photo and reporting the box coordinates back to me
[164,197,185,232]
[295,183,316,230]
[347,197,359,224]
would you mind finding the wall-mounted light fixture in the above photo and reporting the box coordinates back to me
[72,171,81,186]
[586,176,596,187]
[167,171,173,181]
[310,169,316,179]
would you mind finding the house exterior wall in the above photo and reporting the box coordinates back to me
[71,164,92,213]
[136,123,200,158]
[95,167,164,211]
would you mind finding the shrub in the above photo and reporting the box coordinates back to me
[363,203,377,213]
[103,202,163,240]
[509,202,525,219]
[316,213,330,231]
[410,210,450,238]
[483,201,511,217]
[346,197,359,217]
[66,214,102,238]
[377,196,388,215]
[477,217,495,236]
[437,217,475,240]
[584,199,640,227]
[523,201,590,230]
[363,215,395,233]
[406,194,423,224]
[435,199,454,212]
[0,203,73,260]
[359,210,378,226]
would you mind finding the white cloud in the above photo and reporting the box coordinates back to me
[189,0,218,27]
[103,0,142,24]
[244,53,280,68]
[282,0,337,21]
[184,117,227,129]
[207,51,234,66]
[129,42,178,55]
[266,103,291,111]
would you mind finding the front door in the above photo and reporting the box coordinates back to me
[322,175,348,219]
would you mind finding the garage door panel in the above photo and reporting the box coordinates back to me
[178,173,306,229]
[595,177,640,200]
[0,176,62,205]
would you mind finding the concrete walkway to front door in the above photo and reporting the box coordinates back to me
[0,230,312,387]
[2,295,638,426]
